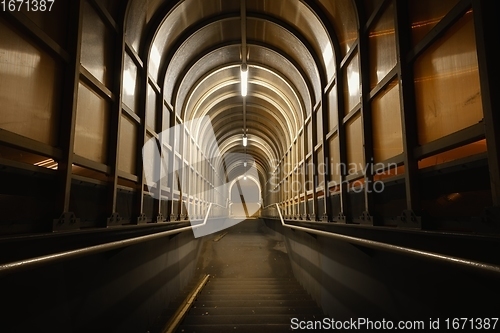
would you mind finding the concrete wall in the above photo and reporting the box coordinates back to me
[264,219,500,321]
[1,230,203,333]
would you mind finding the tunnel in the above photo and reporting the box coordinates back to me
[1,0,500,332]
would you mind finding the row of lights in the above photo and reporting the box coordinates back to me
[241,64,248,147]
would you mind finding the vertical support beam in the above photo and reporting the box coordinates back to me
[134,53,148,225]
[154,80,165,222]
[358,5,375,226]
[168,109,177,221]
[53,0,83,231]
[311,105,320,221]
[472,0,500,220]
[106,4,126,227]
[394,0,421,228]
[335,61,349,223]
[299,131,306,220]
[319,99,329,222]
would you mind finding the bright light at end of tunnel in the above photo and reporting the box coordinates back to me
[243,135,248,147]
[244,176,247,180]
[241,65,248,97]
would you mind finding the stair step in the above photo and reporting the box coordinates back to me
[195,294,313,301]
[200,288,307,295]
[188,306,323,316]
[177,324,293,333]
[205,282,301,287]
[206,278,298,282]
[181,314,326,325]
[191,299,318,308]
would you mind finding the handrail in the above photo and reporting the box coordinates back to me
[0,203,214,276]
[275,204,500,276]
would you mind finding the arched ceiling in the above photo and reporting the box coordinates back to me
[124,0,358,185]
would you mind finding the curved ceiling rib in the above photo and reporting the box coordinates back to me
[123,0,356,190]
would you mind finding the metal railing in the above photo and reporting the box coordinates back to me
[0,203,214,276]
[275,204,500,276]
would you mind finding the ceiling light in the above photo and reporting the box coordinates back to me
[241,64,248,97]
[242,135,248,147]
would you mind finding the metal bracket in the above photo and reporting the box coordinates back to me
[170,214,178,221]
[156,214,166,223]
[359,211,374,225]
[321,214,329,222]
[136,213,148,224]
[52,212,80,232]
[396,210,421,228]
[336,212,347,223]
[107,212,123,226]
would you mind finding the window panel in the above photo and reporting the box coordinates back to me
[118,115,137,175]
[0,20,61,146]
[74,82,109,163]
[414,11,482,145]
[369,2,397,89]
[343,51,360,115]
[371,80,403,162]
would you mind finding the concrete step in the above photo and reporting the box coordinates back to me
[190,299,318,308]
[194,293,313,302]
[181,314,326,325]
[177,324,293,333]
[187,306,323,316]
[200,288,308,295]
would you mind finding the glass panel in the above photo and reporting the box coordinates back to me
[316,147,324,189]
[410,0,460,46]
[0,20,61,146]
[298,132,303,161]
[343,51,360,115]
[328,85,338,131]
[346,113,364,174]
[328,135,341,184]
[74,82,109,163]
[307,121,313,153]
[371,80,403,162]
[306,157,313,191]
[316,110,323,144]
[317,0,358,57]
[146,84,157,130]
[81,0,113,86]
[122,52,139,113]
[124,0,146,54]
[118,115,137,175]
[414,11,482,145]
[369,2,397,89]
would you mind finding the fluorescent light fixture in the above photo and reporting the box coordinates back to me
[242,135,248,147]
[241,65,248,97]
[244,161,247,167]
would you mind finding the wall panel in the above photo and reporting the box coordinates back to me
[74,82,109,163]
[118,115,137,174]
[0,20,61,146]
[414,11,482,145]
[371,81,403,163]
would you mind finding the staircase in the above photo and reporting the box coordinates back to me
[176,277,325,333]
